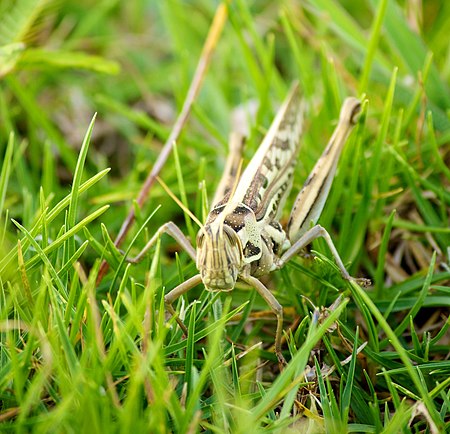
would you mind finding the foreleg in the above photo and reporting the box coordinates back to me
[240,274,286,366]
[127,221,196,263]
[126,222,201,333]
[164,274,203,334]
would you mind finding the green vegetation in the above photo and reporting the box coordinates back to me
[1,0,449,432]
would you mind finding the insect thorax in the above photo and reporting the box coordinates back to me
[196,202,288,290]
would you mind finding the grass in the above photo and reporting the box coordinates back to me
[1,0,449,432]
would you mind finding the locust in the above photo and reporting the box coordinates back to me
[128,83,367,365]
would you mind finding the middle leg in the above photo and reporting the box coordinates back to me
[278,224,370,286]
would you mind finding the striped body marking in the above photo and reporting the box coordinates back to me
[196,84,305,290]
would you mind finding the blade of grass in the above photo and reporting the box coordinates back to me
[341,328,360,424]
[386,252,436,345]
[358,0,388,95]
[0,132,14,219]
[374,209,396,298]
[345,68,397,262]
[184,301,197,396]
[368,0,450,109]
[348,280,444,431]
[12,219,67,298]
[24,205,109,270]
[172,142,195,241]
[67,113,97,258]
[104,1,229,280]
[0,168,110,273]
[258,298,349,419]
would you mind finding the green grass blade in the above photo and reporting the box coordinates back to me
[0,132,14,219]
[257,299,348,419]
[24,205,109,270]
[12,219,67,298]
[358,0,388,95]
[67,113,96,258]
[348,280,444,431]
[390,252,436,341]
[374,209,396,298]
[0,168,109,273]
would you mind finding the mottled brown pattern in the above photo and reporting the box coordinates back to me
[240,90,303,219]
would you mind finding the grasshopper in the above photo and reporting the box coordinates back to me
[129,83,367,365]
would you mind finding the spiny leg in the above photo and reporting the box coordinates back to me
[127,221,196,263]
[279,224,370,286]
[164,274,203,335]
[287,97,361,243]
[125,222,200,333]
[211,132,245,208]
[240,274,286,367]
